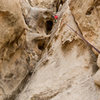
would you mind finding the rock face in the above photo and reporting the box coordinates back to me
[27,0,54,9]
[16,0,100,100]
[69,0,100,94]
[0,0,100,100]
[0,0,27,100]
[69,0,100,55]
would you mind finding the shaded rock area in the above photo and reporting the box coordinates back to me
[0,0,100,100]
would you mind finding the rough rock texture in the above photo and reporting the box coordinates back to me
[27,0,54,9]
[0,0,100,100]
[97,54,100,68]
[93,69,100,86]
[69,0,100,54]
[69,0,100,92]
[16,0,100,100]
[27,0,67,12]
[0,0,27,100]
[0,0,53,99]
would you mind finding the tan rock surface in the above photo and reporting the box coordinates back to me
[0,0,55,99]
[97,54,100,68]
[69,0,100,55]
[69,0,100,89]
[27,0,54,8]
[0,0,28,99]
[0,0,100,100]
[93,69,100,86]
[16,1,100,100]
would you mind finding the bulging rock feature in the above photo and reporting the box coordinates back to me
[0,0,30,99]
[93,69,100,86]
[97,54,100,68]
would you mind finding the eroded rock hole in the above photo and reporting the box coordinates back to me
[38,42,45,51]
[46,20,53,34]
[86,7,94,15]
